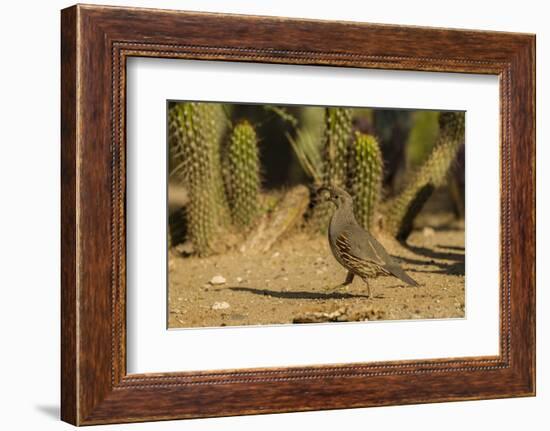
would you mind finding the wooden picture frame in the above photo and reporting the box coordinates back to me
[61,4,535,425]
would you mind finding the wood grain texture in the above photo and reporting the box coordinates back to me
[60,5,78,425]
[60,4,535,425]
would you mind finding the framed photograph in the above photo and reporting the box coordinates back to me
[61,4,535,425]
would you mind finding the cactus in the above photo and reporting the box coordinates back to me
[383,111,465,240]
[308,107,353,232]
[322,107,353,185]
[203,104,232,227]
[348,132,383,230]
[168,102,229,255]
[223,120,261,227]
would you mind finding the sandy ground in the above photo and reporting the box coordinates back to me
[168,216,465,328]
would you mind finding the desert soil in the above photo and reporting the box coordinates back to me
[168,214,465,328]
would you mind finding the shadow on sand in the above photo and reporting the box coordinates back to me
[228,286,371,300]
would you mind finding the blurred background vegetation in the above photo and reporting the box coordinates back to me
[168,102,465,256]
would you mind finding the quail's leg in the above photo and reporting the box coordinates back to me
[333,271,354,290]
[343,271,354,286]
[360,277,372,298]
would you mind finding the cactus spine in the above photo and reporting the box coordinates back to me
[322,107,353,186]
[224,121,261,227]
[383,111,465,240]
[309,107,353,232]
[203,104,231,227]
[349,132,383,230]
[168,102,229,255]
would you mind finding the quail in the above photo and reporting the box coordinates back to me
[319,185,419,298]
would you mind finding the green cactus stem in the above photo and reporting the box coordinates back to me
[203,104,231,227]
[168,102,229,255]
[309,107,353,232]
[348,132,383,230]
[383,111,465,240]
[322,107,353,186]
[224,120,261,227]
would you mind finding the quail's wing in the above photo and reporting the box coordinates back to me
[335,226,388,267]
[340,224,419,287]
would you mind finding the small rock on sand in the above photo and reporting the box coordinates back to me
[211,301,230,310]
[209,275,226,285]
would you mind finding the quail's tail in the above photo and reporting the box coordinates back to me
[386,265,419,287]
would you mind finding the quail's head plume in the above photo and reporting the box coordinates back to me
[319,185,353,209]
[318,185,419,298]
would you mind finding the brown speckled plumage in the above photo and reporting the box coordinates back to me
[321,185,419,297]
